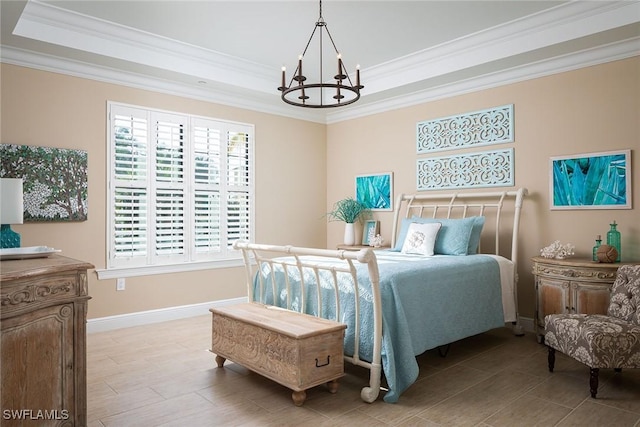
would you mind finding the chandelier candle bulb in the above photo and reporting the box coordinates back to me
[281,66,285,89]
[298,55,303,80]
[356,65,360,87]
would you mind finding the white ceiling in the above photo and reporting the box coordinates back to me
[1,0,639,123]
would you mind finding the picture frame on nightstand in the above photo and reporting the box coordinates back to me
[362,220,379,246]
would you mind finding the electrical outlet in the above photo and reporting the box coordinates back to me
[116,278,125,291]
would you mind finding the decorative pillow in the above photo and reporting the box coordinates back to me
[393,216,479,255]
[400,222,442,256]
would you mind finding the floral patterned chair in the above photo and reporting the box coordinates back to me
[544,264,640,398]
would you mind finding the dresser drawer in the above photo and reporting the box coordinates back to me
[1,272,84,318]
[532,260,618,284]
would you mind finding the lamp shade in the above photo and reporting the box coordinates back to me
[1,178,24,225]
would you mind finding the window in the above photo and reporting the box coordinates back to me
[102,102,253,277]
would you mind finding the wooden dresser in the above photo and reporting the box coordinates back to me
[1,255,93,426]
[532,256,633,342]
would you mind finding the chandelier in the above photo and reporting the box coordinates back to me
[278,0,363,108]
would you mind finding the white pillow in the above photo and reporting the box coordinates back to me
[400,222,442,256]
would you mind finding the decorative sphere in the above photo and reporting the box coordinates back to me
[596,244,618,263]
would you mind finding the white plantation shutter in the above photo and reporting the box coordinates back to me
[226,130,251,247]
[192,120,222,259]
[113,188,147,258]
[111,106,149,266]
[153,115,187,263]
[107,102,254,272]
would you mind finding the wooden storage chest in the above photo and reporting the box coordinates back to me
[210,302,346,406]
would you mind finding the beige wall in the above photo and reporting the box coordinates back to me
[2,58,638,322]
[326,57,640,320]
[1,64,327,319]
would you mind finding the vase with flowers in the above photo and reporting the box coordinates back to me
[327,198,370,246]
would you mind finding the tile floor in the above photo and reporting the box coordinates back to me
[87,315,640,426]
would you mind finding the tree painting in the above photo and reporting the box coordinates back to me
[1,144,88,221]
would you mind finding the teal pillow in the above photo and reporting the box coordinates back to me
[392,218,418,252]
[393,216,482,255]
[467,216,486,255]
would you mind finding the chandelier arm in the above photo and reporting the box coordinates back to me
[301,24,320,59]
[324,25,355,87]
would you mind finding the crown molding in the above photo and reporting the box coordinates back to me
[363,1,640,95]
[327,38,640,124]
[2,38,638,125]
[13,0,640,102]
[3,0,639,124]
[0,46,326,124]
[13,0,278,94]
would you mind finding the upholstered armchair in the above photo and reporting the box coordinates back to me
[544,264,640,398]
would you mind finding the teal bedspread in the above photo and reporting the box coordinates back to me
[253,252,505,403]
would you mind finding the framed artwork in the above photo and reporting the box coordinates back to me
[356,172,393,211]
[550,149,631,210]
[362,220,380,246]
[0,144,88,221]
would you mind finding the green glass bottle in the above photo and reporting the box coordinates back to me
[592,235,601,262]
[606,221,621,262]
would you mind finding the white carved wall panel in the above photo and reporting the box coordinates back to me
[417,148,514,190]
[416,104,514,153]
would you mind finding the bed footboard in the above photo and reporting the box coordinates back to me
[233,241,383,403]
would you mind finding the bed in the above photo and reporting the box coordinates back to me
[233,188,527,403]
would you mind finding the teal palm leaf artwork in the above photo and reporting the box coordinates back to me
[356,173,392,211]
[552,151,628,208]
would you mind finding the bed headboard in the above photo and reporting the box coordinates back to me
[391,188,528,265]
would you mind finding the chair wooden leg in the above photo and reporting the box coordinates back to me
[547,346,555,372]
[590,368,599,398]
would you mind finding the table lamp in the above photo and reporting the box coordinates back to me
[1,178,24,249]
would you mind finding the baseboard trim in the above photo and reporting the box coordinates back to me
[87,297,247,333]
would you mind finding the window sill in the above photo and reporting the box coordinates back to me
[95,258,246,280]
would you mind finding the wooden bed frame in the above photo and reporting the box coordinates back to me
[234,188,527,403]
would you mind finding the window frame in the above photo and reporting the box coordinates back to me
[97,102,254,280]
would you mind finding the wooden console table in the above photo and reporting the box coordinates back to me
[1,255,93,426]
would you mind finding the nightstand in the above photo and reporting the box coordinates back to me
[532,256,635,342]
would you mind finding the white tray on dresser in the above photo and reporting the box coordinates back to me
[0,246,61,260]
